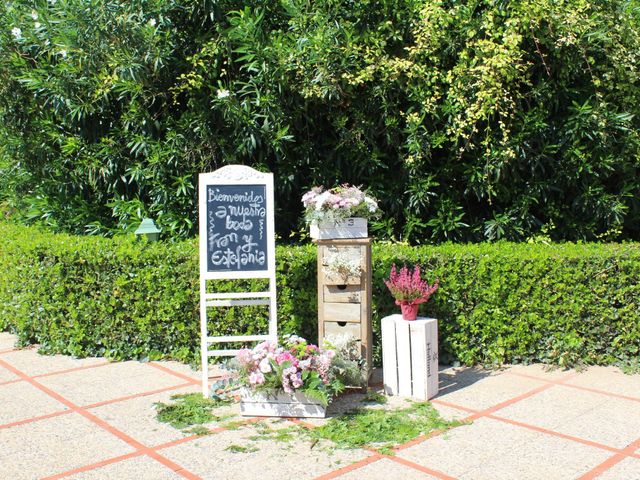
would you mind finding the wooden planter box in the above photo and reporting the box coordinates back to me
[239,388,327,418]
[381,315,439,400]
[310,217,367,240]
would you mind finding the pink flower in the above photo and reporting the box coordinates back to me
[236,348,253,367]
[276,351,295,365]
[291,373,303,389]
[301,191,318,207]
[249,371,265,385]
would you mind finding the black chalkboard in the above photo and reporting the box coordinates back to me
[205,184,268,272]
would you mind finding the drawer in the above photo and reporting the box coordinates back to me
[323,269,361,285]
[323,321,361,341]
[321,246,362,265]
[324,284,361,303]
[321,246,363,285]
[323,302,361,322]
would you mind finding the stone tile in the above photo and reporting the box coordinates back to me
[1,348,106,377]
[435,367,547,411]
[495,384,602,429]
[37,361,186,406]
[430,402,472,422]
[0,381,69,425]
[564,366,640,399]
[596,457,640,480]
[0,412,135,479]
[496,385,640,449]
[0,365,19,383]
[397,417,611,480]
[334,458,438,479]
[0,332,18,350]
[87,384,225,447]
[554,395,640,450]
[503,363,574,381]
[153,360,202,382]
[160,426,371,480]
[67,455,184,480]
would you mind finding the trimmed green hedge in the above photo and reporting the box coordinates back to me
[1,223,639,368]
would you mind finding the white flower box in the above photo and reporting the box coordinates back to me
[239,388,327,418]
[381,315,439,400]
[310,217,367,240]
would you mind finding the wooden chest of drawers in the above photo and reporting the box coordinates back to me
[316,238,372,375]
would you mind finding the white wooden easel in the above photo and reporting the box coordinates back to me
[198,165,277,396]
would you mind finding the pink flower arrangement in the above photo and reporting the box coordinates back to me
[233,335,343,405]
[384,263,439,305]
[301,184,379,225]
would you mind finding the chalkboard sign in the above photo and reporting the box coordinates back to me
[205,184,268,272]
[198,165,278,390]
[198,165,276,280]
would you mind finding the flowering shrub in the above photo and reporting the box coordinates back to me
[384,264,439,305]
[301,185,379,225]
[233,336,346,405]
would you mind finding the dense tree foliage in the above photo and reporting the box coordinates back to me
[1,0,639,242]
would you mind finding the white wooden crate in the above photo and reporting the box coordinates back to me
[310,217,367,239]
[239,388,327,418]
[381,315,438,400]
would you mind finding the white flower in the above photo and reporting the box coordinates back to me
[364,196,378,213]
[34,22,41,29]
[148,18,156,27]
[11,27,22,40]
[48,0,57,4]
[258,358,271,373]
[216,89,230,99]
[59,49,67,58]
[31,11,39,21]
[314,191,330,211]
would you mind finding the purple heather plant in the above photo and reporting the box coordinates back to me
[384,264,439,305]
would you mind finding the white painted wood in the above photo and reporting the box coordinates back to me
[395,320,413,397]
[206,335,269,343]
[206,349,240,357]
[310,217,367,239]
[204,299,270,307]
[410,322,427,399]
[381,316,398,395]
[426,319,439,397]
[381,315,439,400]
[204,292,270,299]
[239,388,327,418]
[198,165,278,395]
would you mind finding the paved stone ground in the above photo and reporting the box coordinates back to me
[1,331,639,480]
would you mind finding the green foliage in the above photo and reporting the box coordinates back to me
[0,222,315,362]
[309,401,461,453]
[225,444,259,453]
[1,223,639,369]
[155,393,226,429]
[1,0,640,243]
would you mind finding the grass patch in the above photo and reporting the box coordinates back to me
[225,444,259,454]
[309,401,463,453]
[250,423,300,443]
[155,393,230,430]
[362,391,387,404]
[185,425,214,436]
[220,419,245,430]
